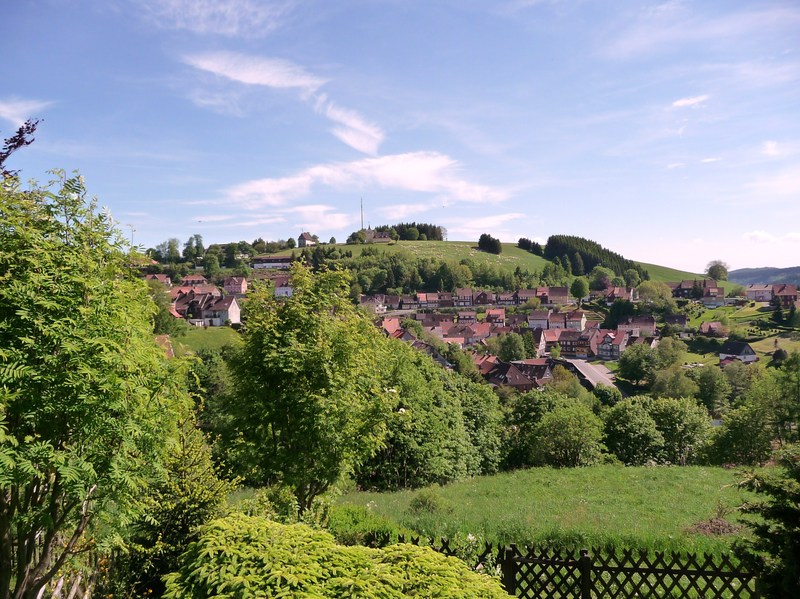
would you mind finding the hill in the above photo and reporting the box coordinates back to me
[729,266,800,286]
[276,240,705,283]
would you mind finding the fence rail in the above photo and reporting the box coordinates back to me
[395,536,758,599]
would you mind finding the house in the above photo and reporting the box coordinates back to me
[497,292,516,306]
[485,308,506,326]
[438,292,454,308]
[597,331,629,361]
[542,328,564,353]
[484,362,539,392]
[223,276,247,295]
[719,341,758,364]
[618,315,657,337]
[364,229,393,243]
[669,279,718,299]
[527,310,551,330]
[664,314,688,328]
[360,295,387,314]
[547,312,567,329]
[525,328,547,358]
[566,310,587,331]
[383,294,402,310]
[545,287,570,306]
[516,289,540,306]
[200,295,241,326]
[253,255,293,269]
[575,327,604,358]
[455,288,474,307]
[181,274,208,286]
[699,321,726,337]
[746,284,773,302]
[512,359,554,387]
[472,290,494,305]
[772,284,798,308]
[602,286,637,304]
[417,292,439,309]
[298,232,316,248]
[144,273,172,287]
[701,285,726,308]
[557,329,582,357]
[380,317,401,336]
[272,275,293,298]
[400,295,418,310]
[458,310,477,324]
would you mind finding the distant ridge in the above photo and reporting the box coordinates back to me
[729,266,800,286]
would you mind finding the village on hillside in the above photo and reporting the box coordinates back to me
[142,232,800,396]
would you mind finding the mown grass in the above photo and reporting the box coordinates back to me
[340,466,758,556]
[175,326,241,355]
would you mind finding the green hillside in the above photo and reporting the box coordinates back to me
[279,240,705,283]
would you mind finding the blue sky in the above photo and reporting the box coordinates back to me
[3,0,799,272]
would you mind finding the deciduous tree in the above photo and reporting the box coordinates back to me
[0,173,190,599]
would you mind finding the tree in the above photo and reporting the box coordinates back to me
[707,405,772,466]
[534,402,605,467]
[572,251,585,276]
[637,280,677,313]
[497,333,526,362]
[647,397,710,465]
[655,337,688,369]
[148,279,188,337]
[287,237,296,249]
[404,227,420,241]
[735,444,800,598]
[705,259,729,281]
[1,119,39,179]
[223,264,393,511]
[329,236,336,244]
[650,367,699,399]
[0,173,190,599]
[603,399,664,465]
[570,277,589,303]
[203,254,221,280]
[618,344,658,387]
[623,268,641,288]
[692,365,732,414]
[588,266,614,291]
[478,233,502,254]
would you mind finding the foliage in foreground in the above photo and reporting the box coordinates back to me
[163,514,508,599]
[0,173,191,598]
[736,444,800,598]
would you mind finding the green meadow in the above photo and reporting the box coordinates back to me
[339,465,757,556]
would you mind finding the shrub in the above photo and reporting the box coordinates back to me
[163,514,509,598]
[327,504,415,547]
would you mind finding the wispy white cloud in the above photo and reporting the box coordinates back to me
[700,157,721,163]
[314,94,384,155]
[184,51,383,153]
[193,214,235,223]
[0,98,54,127]
[138,0,293,38]
[224,152,508,209]
[666,163,685,169]
[672,95,709,108]
[183,51,327,94]
[604,4,800,60]
[762,141,781,157]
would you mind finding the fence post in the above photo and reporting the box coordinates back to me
[500,546,517,595]
[579,549,592,599]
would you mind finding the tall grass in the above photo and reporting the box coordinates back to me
[340,465,757,556]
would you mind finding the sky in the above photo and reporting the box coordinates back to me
[2,0,799,273]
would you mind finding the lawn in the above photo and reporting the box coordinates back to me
[174,326,241,355]
[339,465,757,556]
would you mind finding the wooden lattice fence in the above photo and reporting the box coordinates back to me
[395,536,759,599]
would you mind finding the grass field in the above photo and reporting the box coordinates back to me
[174,326,241,355]
[274,240,704,283]
[340,465,757,556]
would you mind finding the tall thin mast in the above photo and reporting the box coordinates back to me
[360,197,364,230]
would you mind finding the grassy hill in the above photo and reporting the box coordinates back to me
[280,240,705,283]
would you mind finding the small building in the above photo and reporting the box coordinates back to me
[719,341,758,364]
[223,276,247,295]
[298,232,316,248]
[253,255,293,270]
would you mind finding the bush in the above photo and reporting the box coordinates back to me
[327,504,415,547]
[163,514,509,598]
